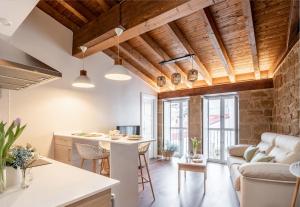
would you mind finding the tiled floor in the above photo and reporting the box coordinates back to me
[138,158,240,207]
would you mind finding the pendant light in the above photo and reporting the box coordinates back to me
[72,46,95,88]
[105,3,131,81]
[187,58,198,82]
[157,54,167,87]
[157,76,166,87]
[171,72,181,85]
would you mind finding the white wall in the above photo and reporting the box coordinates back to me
[0,89,9,123]
[1,8,156,156]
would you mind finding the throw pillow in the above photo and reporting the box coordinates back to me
[251,152,274,163]
[243,146,258,162]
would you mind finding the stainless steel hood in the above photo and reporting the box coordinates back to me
[0,39,62,90]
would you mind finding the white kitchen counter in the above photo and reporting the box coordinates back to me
[53,133,155,207]
[0,158,119,207]
[53,132,154,145]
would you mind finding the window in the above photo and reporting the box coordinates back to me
[163,99,189,157]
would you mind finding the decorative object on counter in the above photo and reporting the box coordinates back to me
[0,118,26,193]
[128,135,142,140]
[162,143,177,160]
[7,144,38,189]
[289,161,300,207]
[191,137,201,156]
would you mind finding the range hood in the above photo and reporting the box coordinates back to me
[0,38,62,90]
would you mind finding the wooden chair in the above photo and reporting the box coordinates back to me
[138,143,155,200]
[75,143,110,175]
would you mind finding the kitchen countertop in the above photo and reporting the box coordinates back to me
[0,158,119,207]
[54,132,155,145]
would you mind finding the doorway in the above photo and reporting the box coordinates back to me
[141,93,157,158]
[163,99,189,157]
[203,94,238,163]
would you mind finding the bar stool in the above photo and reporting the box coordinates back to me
[99,141,111,175]
[76,143,110,175]
[138,143,155,200]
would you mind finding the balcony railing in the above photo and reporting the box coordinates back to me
[207,128,236,161]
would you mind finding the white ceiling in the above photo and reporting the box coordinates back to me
[0,0,39,37]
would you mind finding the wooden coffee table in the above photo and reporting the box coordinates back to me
[178,155,207,194]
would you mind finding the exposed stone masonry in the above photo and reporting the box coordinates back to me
[272,39,300,136]
[238,89,274,144]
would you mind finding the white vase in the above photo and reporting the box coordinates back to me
[6,167,21,189]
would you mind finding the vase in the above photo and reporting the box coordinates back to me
[21,168,33,189]
[193,148,197,157]
[0,159,6,193]
[6,167,21,189]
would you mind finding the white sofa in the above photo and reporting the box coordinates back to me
[228,132,300,207]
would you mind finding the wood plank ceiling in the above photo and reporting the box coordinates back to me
[37,0,298,93]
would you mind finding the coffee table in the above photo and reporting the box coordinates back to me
[177,155,207,194]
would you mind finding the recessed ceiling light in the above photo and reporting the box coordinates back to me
[0,17,12,26]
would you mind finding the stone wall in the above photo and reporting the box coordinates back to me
[157,99,164,155]
[239,89,274,144]
[189,96,202,153]
[272,39,300,136]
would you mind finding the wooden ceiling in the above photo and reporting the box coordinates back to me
[37,0,299,92]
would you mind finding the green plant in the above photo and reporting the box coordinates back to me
[0,119,26,192]
[7,144,37,170]
[165,143,177,152]
[191,137,201,151]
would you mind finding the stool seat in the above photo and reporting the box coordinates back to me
[76,143,110,175]
[138,142,155,200]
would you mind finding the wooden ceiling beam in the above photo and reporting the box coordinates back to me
[104,48,160,92]
[65,0,96,20]
[201,8,235,83]
[286,0,299,49]
[56,0,89,23]
[167,22,213,85]
[73,0,216,57]
[158,79,274,99]
[136,34,193,88]
[242,0,260,80]
[271,0,299,76]
[118,42,175,91]
[95,0,110,12]
[37,1,80,31]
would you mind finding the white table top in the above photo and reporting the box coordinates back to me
[54,132,155,145]
[0,158,119,207]
[290,161,300,177]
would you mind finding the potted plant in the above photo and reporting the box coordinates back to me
[162,143,177,160]
[191,137,201,156]
[7,144,38,189]
[0,119,26,193]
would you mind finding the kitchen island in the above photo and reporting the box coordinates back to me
[0,158,119,207]
[53,133,154,207]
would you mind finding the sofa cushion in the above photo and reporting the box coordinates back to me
[239,163,296,182]
[269,135,300,164]
[243,146,259,162]
[229,164,241,191]
[250,152,274,163]
[228,145,250,157]
[257,132,277,153]
[227,156,247,168]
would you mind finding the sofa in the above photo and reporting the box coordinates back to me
[228,132,300,207]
